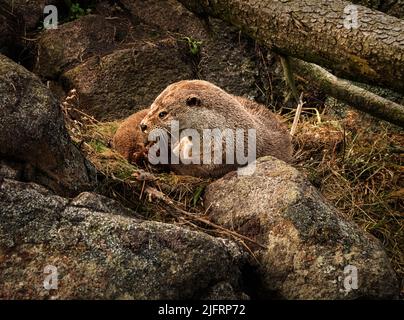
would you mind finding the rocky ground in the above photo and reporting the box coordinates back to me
[0,0,402,299]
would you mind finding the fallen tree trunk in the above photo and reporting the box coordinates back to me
[178,0,404,93]
[290,58,404,127]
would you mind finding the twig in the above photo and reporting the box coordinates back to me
[145,186,267,249]
[290,92,304,136]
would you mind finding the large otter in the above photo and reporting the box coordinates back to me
[139,80,292,178]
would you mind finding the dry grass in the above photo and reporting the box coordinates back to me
[71,119,209,216]
[293,107,403,289]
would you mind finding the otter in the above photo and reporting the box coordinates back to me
[139,80,292,178]
[112,108,149,164]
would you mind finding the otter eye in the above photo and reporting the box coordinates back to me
[186,96,201,107]
[159,111,168,118]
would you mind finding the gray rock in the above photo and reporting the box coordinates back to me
[120,0,260,99]
[119,0,208,39]
[5,0,45,31]
[201,282,250,300]
[198,19,259,99]
[0,54,96,196]
[35,14,119,79]
[70,192,141,218]
[61,39,195,120]
[204,156,399,299]
[0,178,248,299]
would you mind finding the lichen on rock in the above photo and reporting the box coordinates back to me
[0,178,249,299]
[204,156,399,299]
[0,54,96,196]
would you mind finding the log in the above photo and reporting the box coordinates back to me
[178,0,404,93]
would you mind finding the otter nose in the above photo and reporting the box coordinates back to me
[140,123,147,132]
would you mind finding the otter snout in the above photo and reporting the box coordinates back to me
[140,122,147,132]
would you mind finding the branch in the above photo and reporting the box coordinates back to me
[290,58,404,127]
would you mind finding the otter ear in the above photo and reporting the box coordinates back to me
[186,95,201,107]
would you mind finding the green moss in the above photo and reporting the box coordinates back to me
[65,1,93,21]
[89,140,108,153]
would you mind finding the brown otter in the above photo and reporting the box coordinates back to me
[139,80,292,178]
[112,108,149,164]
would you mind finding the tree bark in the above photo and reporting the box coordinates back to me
[350,0,404,19]
[178,0,404,93]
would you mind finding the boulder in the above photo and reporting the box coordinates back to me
[0,54,96,196]
[61,38,195,120]
[119,0,207,38]
[35,14,119,79]
[198,19,259,99]
[120,0,259,99]
[204,156,399,299]
[0,178,248,299]
[5,0,45,31]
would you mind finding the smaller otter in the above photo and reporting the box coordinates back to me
[112,108,149,164]
[139,80,292,178]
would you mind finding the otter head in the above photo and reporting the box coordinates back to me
[139,80,219,139]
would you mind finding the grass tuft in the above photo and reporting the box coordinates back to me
[293,108,403,287]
